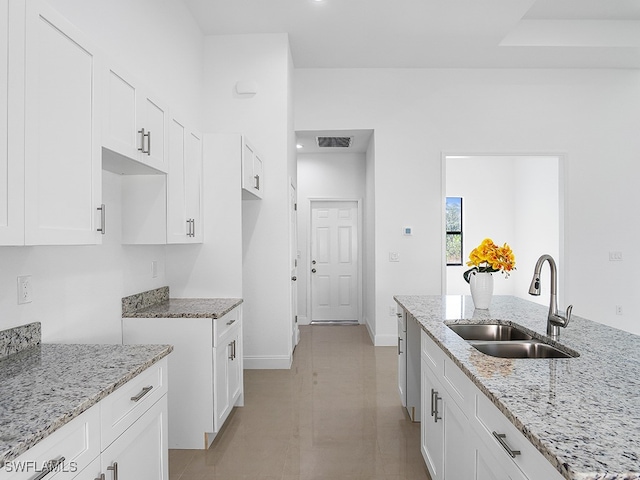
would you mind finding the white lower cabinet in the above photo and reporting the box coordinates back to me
[122,306,244,449]
[0,359,168,480]
[418,328,564,480]
[100,397,167,480]
[421,357,472,480]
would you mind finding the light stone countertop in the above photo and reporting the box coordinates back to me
[393,294,640,480]
[121,286,242,320]
[122,297,243,319]
[0,342,173,468]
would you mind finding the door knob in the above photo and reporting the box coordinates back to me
[311,268,317,273]
[291,276,297,281]
[312,260,316,265]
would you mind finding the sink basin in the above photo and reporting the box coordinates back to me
[446,323,534,341]
[472,341,577,359]
[445,322,580,359]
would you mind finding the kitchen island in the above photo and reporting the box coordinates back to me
[394,295,640,480]
[0,322,172,476]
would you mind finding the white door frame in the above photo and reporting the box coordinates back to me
[289,178,300,350]
[307,198,363,324]
[440,151,567,303]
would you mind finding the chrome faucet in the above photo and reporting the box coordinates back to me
[528,254,573,340]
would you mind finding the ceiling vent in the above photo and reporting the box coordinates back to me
[316,136,353,148]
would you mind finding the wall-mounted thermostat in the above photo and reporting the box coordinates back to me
[403,226,413,236]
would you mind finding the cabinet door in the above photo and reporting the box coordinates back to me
[138,93,168,173]
[101,396,168,480]
[0,0,23,245]
[185,130,202,242]
[214,336,232,432]
[23,0,102,245]
[227,324,242,405]
[252,151,263,196]
[166,117,186,243]
[442,388,473,480]
[421,359,444,480]
[104,66,139,161]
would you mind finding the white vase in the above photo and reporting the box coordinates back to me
[469,272,494,309]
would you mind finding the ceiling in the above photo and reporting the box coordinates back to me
[184,0,640,69]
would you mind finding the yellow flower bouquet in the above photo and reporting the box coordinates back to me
[463,238,516,283]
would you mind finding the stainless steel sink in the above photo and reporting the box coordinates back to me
[445,322,579,359]
[472,341,577,359]
[446,323,534,342]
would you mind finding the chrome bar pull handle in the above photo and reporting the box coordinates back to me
[138,128,146,153]
[398,337,403,355]
[130,385,153,402]
[228,341,234,360]
[226,318,236,326]
[191,219,195,237]
[254,174,260,190]
[492,432,521,458]
[31,457,65,480]
[147,130,151,156]
[97,204,106,234]
[107,462,118,480]
[433,390,442,422]
[430,388,436,417]
[95,474,106,480]
[396,312,402,318]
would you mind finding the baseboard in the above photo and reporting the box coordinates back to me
[243,355,292,369]
[297,315,310,325]
[364,317,376,344]
[374,333,398,347]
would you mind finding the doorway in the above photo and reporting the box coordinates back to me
[310,200,360,324]
[443,154,564,306]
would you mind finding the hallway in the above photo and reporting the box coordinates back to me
[169,325,430,479]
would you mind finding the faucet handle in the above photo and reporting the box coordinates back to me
[563,305,573,327]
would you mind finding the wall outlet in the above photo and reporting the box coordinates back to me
[609,251,623,261]
[151,260,158,278]
[17,276,32,304]
[389,306,396,316]
[389,252,400,262]
[616,305,623,315]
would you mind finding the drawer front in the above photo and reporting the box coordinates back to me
[213,307,239,347]
[474,392,563,480]
[1,406,100,480]
[100,357,168,450]
[421,330,444,375]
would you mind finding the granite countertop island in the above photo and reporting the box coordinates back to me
[0,322,173,468]
[122,286,242,319]
[394,294,640,480]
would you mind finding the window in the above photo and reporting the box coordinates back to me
[446,197,463,265]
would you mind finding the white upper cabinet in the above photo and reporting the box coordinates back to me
[23,0,103,245]
[0,0,23,245]
[166,118,202,244]
[103,65,168,174]
[242,138,263,199]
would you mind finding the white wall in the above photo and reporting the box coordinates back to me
[0,0,204,342]
[295,68,640,337]
[446,155,559,307]
[200,34,295,368]
[364,135,377,339]
[296,152,367,323]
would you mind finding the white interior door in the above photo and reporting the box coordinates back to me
[310,200,359,323]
